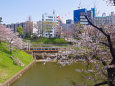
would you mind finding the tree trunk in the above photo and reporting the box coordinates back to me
[107,59,115,86]
[10,43,12,54]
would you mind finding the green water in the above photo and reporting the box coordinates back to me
[11,62,91,86]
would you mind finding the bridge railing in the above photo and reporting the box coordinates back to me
[24,47,66,51]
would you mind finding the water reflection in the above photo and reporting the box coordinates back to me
[11,62,81,86]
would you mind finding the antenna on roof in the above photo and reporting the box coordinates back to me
[78,2,81,9]
[53,10,55,14]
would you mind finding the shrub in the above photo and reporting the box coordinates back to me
[42,38,70,44]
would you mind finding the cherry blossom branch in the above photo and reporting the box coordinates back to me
[84,15,115,60]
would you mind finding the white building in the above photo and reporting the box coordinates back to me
[37,21,42,37]
[94,12,115,26]
[94,16,112,26]
[42,10,58,38]
[42,10,58,22]
[32,21,38,35]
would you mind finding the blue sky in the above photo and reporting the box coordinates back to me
[0,0,115,24]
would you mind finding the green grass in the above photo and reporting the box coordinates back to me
[31,38,72,44]
[42,38,69,44]
[0,42,33,84]
[28,38,73,47]
[73,47,80,50]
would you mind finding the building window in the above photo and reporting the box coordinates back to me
[48,16,53,18]
[46,19,53,21]
[50,34,52,36]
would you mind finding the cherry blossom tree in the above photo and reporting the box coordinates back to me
[0,25,24,54]
[59,24,113,86]
[73,26,109,86]
[83,13,115,85]
[73,1,115,85]
[55,25,62,38]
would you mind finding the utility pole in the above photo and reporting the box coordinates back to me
[28,40,30,51]
[26,40,30,51]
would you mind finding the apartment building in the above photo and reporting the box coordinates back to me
[42,10,58,38]
[94,12,115,26]
[6,22,26,37]
[6,21,39,38]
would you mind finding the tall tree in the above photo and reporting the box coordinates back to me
[81,1,115,85]
[70,25,113,86]
[55,25,62,38]
[0,25,24,54]
[17,26,23,38]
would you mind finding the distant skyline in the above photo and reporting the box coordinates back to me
[0,0,115,24]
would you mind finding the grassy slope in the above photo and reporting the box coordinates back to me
[0,42,33,84]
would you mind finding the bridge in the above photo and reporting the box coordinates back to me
[24,47,66,53]
[24,47,67,59]
[24,41,68,59]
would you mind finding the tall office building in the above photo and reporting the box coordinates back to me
[74,8,95,24]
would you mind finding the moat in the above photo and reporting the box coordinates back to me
[11,62,83,86]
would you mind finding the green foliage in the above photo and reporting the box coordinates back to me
[28,38,73,47]
[73,47,80,50]
[0,42,33,83]
[31,34,38,40]
[42,38,70,44]
[25,32,31,39]
[17,27,23,37]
